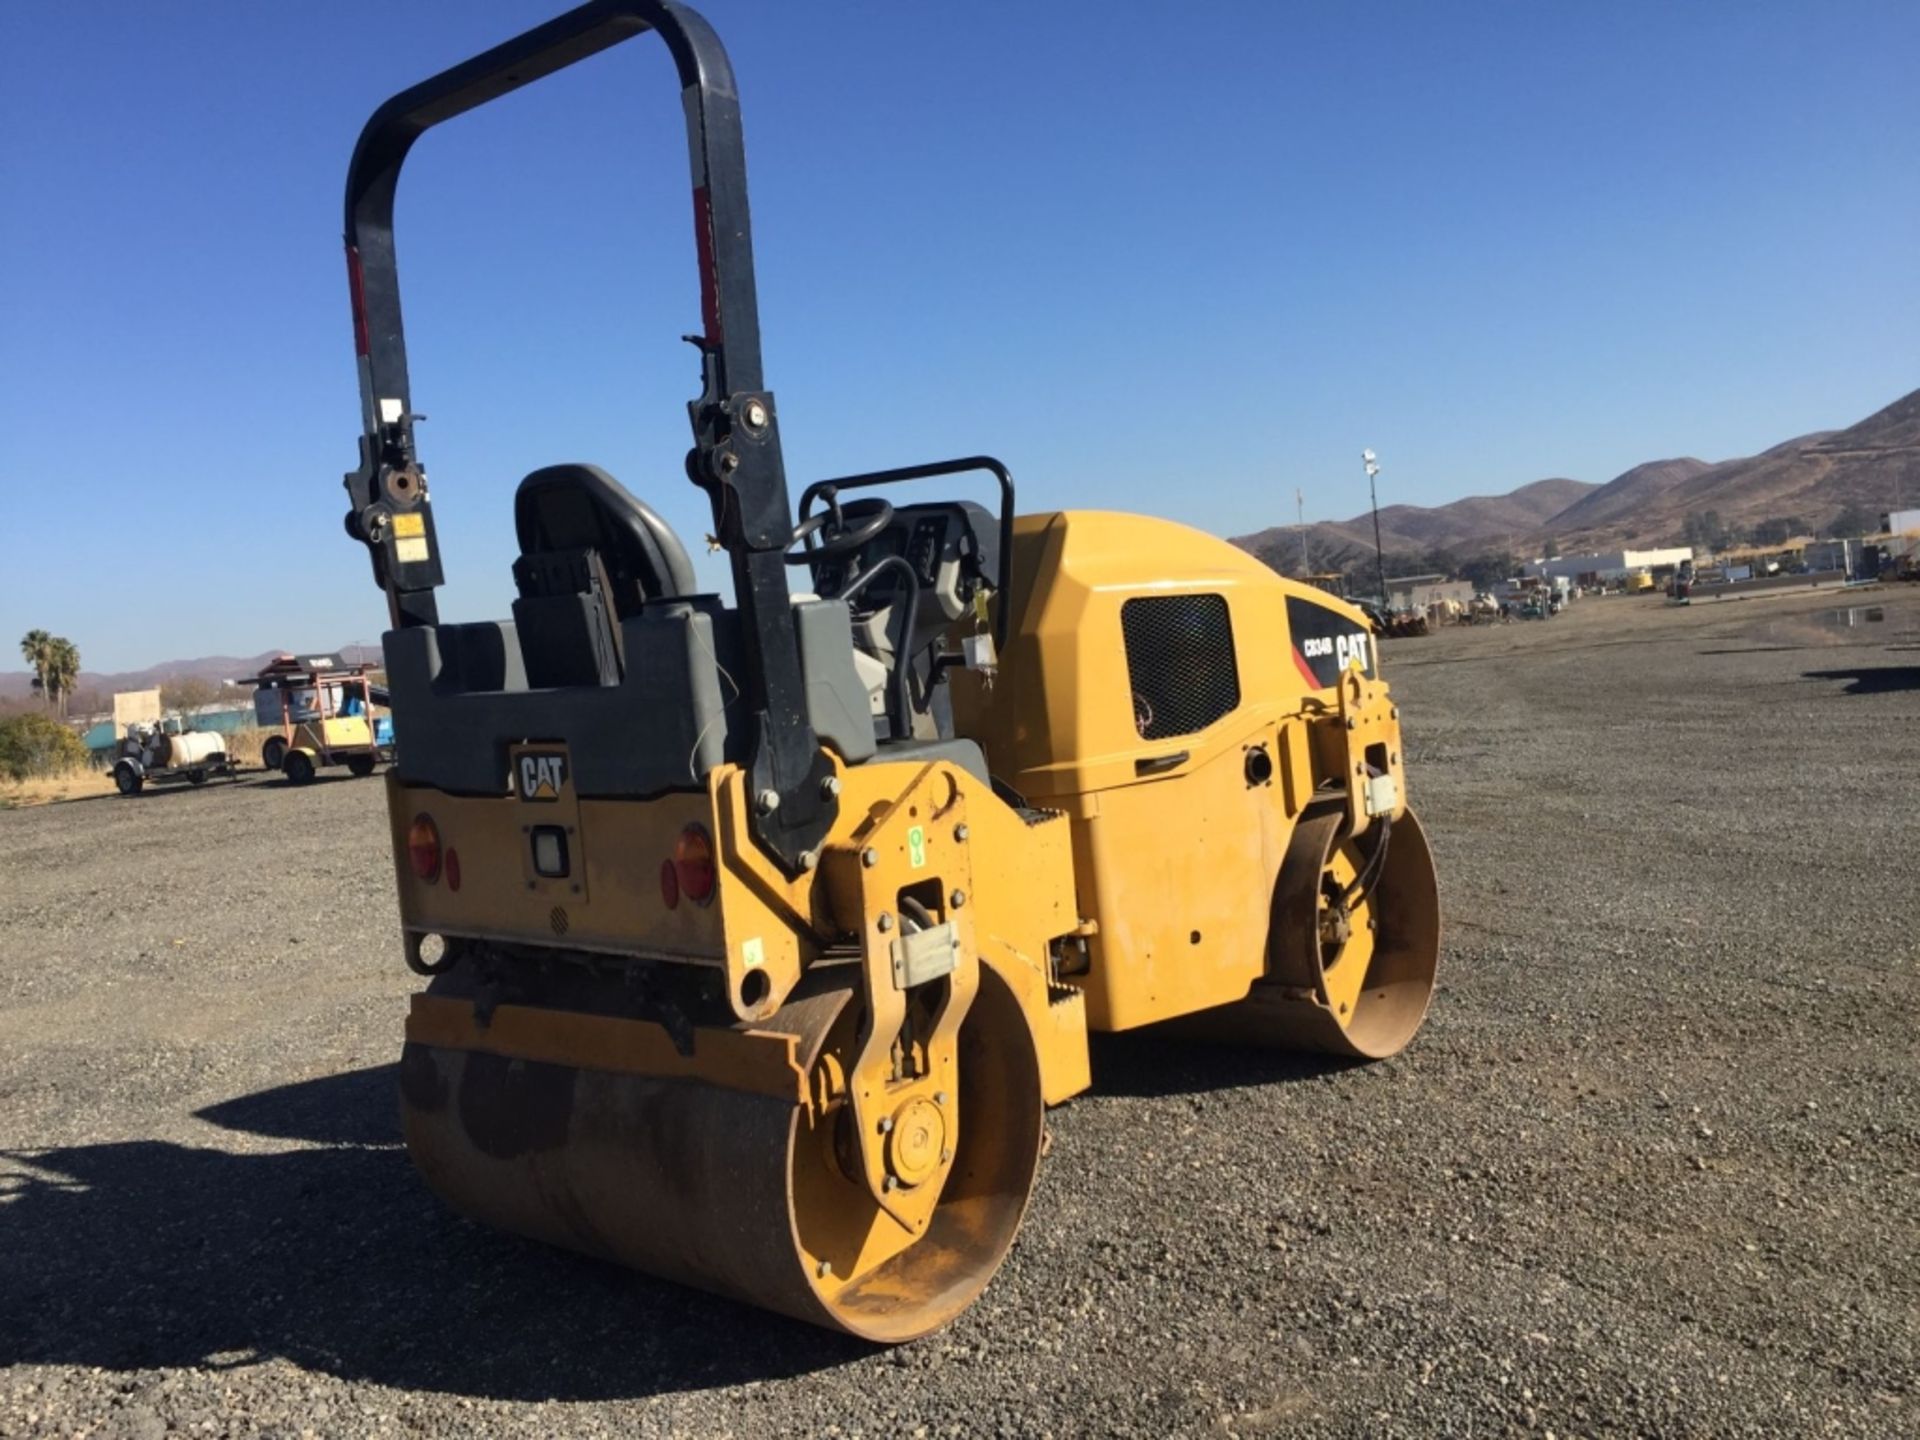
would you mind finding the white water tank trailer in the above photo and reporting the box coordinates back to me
[112,725,239,796]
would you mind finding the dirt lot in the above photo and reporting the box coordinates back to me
[3,585,1915,1438]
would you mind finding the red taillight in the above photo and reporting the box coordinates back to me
[444,847,461,892]
[674,823,716,907]
[408,814,441,882]
[659,857,680,909]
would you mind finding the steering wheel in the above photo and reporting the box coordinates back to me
[784,495,893,565]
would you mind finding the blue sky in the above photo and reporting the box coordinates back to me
[3,0,1915,672]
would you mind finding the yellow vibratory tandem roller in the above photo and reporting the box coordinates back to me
[337,0,1440,1341]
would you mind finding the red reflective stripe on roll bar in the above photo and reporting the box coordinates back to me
[691,185,722,346]
[345,245,370,357]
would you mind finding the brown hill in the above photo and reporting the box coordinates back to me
[1537,457,1714,539]
[1568,389,1920,548]
[1236,385,1920,572]
[1237,477,1596,572]
[1377,477,1597,549]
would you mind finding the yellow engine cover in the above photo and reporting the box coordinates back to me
[951,510,1409,1031]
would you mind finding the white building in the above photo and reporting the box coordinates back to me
[1385,574,1476,610]
[1523,546,1693,584]
[1882,508,1920,536]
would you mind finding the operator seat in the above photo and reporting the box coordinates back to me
[511,463,697,688]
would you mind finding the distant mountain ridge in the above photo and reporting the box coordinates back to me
[1541,458,1713,536]
[1563,387,1919,548]
[1237,478,1597,568]
[14,389,1916,685]
[1235,385,1920,569]
[0,643,381,704]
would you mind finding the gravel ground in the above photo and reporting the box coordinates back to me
[3,585,1916,1438]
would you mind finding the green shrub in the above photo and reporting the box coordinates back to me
[0,712,91,783]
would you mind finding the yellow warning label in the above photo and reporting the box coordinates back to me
[392,512,425,537]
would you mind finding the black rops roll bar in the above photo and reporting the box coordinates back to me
[798,456,1017,654]
[339,0,836,870]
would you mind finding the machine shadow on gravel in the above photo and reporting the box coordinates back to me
[1088,1028,1358,1098]
[1801,665,1920,695]
[0,1067,865,1400]
[196,1063,402,1147]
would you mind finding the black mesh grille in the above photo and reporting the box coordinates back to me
[1121,594,1240,740]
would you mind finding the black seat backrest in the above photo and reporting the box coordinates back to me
[511,465,698,689]
[514,464,697,618]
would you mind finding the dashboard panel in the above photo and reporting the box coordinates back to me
[806,500,996,624]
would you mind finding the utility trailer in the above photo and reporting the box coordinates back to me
[111,724,240,796]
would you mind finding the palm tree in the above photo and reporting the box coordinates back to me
[19,630,53,709]
[45,638,81,718]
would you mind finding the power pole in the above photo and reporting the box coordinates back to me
[1363,450,1387,606]
[1296,487,1310,573]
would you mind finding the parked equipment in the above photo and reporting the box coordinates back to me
[1668,558,1695,605]
[248,654,394,782]
[111,724,237,795]
[339,0,1441,1341]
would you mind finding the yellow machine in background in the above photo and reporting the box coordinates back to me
[342,1,1439,1343]
[250,653,394,784]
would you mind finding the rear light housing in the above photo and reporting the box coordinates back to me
[674,823,716,907]
[528,825,568,878]
[408,814,441,882]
